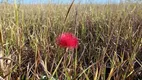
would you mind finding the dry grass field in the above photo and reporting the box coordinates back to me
[0,1,141,80]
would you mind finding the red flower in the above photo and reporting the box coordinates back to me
[56,32,78,49]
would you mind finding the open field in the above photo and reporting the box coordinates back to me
[0,1,142,80]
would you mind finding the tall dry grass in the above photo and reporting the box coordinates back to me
[0,1,141,80]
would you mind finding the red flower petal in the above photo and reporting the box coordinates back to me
[56,32,78,49]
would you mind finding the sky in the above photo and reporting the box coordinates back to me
[0,0,121,4]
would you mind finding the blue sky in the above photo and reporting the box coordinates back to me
[0,0,121,4]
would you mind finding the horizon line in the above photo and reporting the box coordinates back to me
[0,0,123,4]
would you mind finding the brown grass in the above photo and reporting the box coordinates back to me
[0,1,141,80]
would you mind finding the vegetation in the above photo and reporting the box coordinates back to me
[0,1,141,80]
